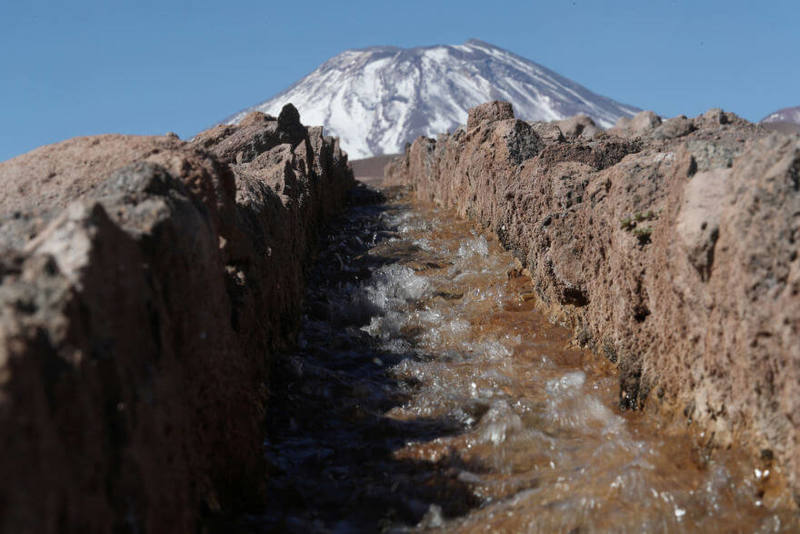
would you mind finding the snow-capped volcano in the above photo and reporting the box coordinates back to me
[227,39,640,159]
[761,105,800,125]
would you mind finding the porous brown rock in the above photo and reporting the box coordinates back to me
[608,110,662,137]
[652,115,696,140]
[0,106,354,533]
[386,101,800,497]
[554,113,601,140]
[467,100,515,130]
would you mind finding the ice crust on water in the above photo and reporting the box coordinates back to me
[385,210,431,235]
[543,371,624,432]
[468,339,514,361]
[457,235,489,258]
[265,192,794,532]
[545,371,586,394]
[377,337,411,355]
[364,265,430,311]
[412,237,434,252]
[418,316,470,347]
[477,400,524,445]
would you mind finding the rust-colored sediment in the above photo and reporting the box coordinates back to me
[386,101,800,499]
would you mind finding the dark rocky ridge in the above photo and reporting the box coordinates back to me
[387,101,800,499]
[0,105,354,533]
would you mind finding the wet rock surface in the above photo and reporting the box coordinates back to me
[386,101,800,500]
[0,106,354,533]
[226,186,797,532]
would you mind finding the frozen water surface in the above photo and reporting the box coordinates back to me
[235,186,798,533]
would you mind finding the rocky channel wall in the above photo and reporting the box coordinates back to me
[0,105,354,533]
[387,101,800,497]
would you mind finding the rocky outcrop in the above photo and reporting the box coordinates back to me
[552,114,601,140]
[386,100,800,497]
[0,104,354,533]
[466,101,515,130]
[608,109,662,137]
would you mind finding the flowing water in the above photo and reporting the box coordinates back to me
[238,185,798,533]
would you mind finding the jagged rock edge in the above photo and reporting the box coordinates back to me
[0,105,355,532]
[386,100,800,501]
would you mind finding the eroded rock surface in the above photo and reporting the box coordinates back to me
[386,101,800,497]
[0,105,354,533]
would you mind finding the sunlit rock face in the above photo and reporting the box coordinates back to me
[225,39,639,158]
[387,100,800,499]
[0,104,354,533]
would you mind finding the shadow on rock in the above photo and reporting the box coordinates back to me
[212,186,482,533]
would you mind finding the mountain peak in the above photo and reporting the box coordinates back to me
[227,41,639,158]
[760,105,800,124]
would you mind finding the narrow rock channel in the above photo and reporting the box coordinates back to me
[235,185,797,533]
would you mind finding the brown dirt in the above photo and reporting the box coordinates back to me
[350,154,399,183]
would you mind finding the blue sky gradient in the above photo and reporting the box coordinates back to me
[1,0,797,161]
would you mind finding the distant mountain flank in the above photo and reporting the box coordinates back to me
[225,39,640,158]
[760,105,800,135]
[761,105,800,125]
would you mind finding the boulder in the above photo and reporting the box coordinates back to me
[609,110,662,137]
[554,114,600,140]
[467,100,515,130]
[193,104,308,165]
[652,115,695,140]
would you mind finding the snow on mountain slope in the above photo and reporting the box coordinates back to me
[761,105,800,125]
[227,39,640,159]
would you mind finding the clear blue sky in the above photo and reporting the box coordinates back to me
[1,0,797,161]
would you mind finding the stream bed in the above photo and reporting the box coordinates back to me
[238,185,798,533]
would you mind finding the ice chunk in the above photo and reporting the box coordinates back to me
[546,371,586,394]
[364,265,430,312]
[457,235,489,258]
[477,400,523,445]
